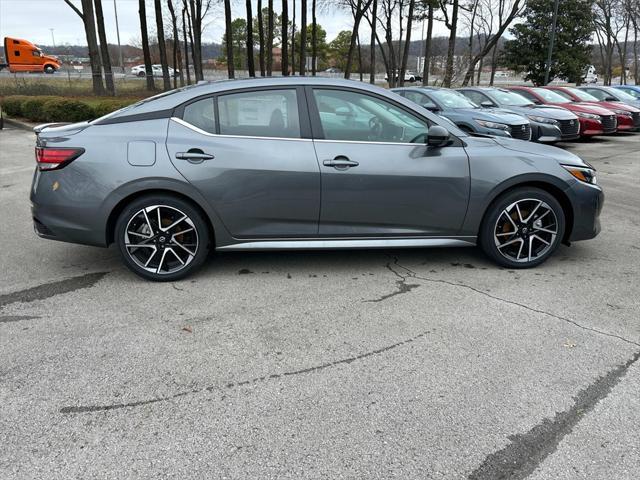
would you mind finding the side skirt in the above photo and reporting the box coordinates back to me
[216,237,477,251]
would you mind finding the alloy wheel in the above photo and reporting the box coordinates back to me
[493,198,558,263]
[123,205,199,275]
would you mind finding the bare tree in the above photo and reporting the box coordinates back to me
[167,0,184,87]
[300,0,307,75]
[154,0,171,89]
[282,0,289,75]
[139,0,156,91]
[182,3,191,84]
[312,0,318,74]
[224,0,234,78]
[420,0,436,86]
[93,0,115,95]
[344,0,374,79]
[399,0,416,86]
[369,0,378,83]
[246,0,256,76]
[460,0,523,86]
[258,0,266,76]
[267,0,274,75]
[291,0,296,74]
[63,0,105,95]
[440,0,460,87]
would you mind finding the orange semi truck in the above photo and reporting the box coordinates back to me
[0,37,61,73]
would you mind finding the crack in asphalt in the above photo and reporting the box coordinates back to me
[363,261,420,302]
[467,349,640,480]
[59,329,431,414]
[390,257,640,348]
[0,272,108,313]
[0,315,41,323]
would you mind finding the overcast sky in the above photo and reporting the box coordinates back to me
[0,0,451,48]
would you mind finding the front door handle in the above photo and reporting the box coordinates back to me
[175,149,214,162]
[323,157,359,169]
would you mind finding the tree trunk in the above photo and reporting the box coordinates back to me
[188,0,204,81]
[312,0,317,75]
[489,43,498,85]
[633,16,639,85]
[357,32,363,81]
[182,5,191,84]
[258,0,265,76]
[291,0,296,74]
[369,0,377,84]
[224,0,235,78]
[138,0,155,91]
[443,0,459,88]
[345,0,370,79]
[93,0,114,95]
[154,0,171,90]
[384,3,397,87]
[422,4,433,86]
[399,0,415,87]
[167,0,183,87]
[299,0,307,75]
[246,0,256,76]
[267,0,274,75]
[282,0,289,75]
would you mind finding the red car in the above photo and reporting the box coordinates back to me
[507,86,618,137]
[544,86,640,132]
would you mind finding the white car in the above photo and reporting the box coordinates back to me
[385,70,421,83]
[131,64,179,77]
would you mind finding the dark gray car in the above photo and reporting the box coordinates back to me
[31,78,603,280]
[457,87,581,142]
[578,85,640,109]
[392,86,533,141]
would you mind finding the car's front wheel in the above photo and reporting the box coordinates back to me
[480,187,565,268]
[115,195,210,281]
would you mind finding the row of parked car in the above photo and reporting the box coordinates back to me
[391,84,640,144]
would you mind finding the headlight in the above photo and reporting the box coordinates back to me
[562,165,597,185]
[613,109,633,116]
[576,112,600,120]
[475,119,510,130]
[527,115,559,125]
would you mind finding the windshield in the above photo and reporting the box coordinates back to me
[492,89,533,106]
[565,87,599,102]
[531,88,571,103]
[606,87,636,101]
[429,90,478,109]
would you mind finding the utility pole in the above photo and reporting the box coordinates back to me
[544,0,560,85]
[50,28,56,48]
[113,0,125,73]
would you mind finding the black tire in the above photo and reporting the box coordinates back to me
[479,187,565,268]
[115,195,211,281]
[137,71,146,77]
[44,65,55,74]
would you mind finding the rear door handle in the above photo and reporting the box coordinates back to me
[323,157,359,169]
[175,149,214,162]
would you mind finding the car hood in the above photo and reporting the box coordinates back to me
[553,102,616,115]
[489,135,587,167]
[455,107,527,124]
[502,105,577,120]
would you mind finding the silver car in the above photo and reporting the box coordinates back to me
[31,78,603,281]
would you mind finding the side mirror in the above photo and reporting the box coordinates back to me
[605,96,618,102]
[422,102,440,112]
[480,101,494,108]
[426,126,450,147]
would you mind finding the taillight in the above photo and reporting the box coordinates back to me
[35,147,84,171]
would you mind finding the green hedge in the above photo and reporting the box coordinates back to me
[0,96,136,123]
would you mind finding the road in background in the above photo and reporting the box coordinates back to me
[1,127,639,479]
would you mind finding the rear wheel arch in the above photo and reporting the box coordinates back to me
[479,180,574,244]
[106,189,215,247]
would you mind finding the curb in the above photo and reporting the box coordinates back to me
[2,117,36,132]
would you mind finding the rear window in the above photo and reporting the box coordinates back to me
[182,98,215,133]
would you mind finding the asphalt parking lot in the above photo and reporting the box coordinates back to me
[1,126,639,479]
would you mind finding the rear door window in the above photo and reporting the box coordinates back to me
[217,89,301,138]
[182,97,216,134]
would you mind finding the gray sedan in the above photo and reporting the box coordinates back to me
[457,87,580,142]
[31,78,603,280]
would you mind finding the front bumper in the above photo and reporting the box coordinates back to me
[531,122,562,143]
[567,181,604,242]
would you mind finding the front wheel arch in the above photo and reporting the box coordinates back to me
[478,181,574,245]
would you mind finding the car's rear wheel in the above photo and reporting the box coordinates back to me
[480,187,565,268]
[137,71,145,77]
[115,195,210,281]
